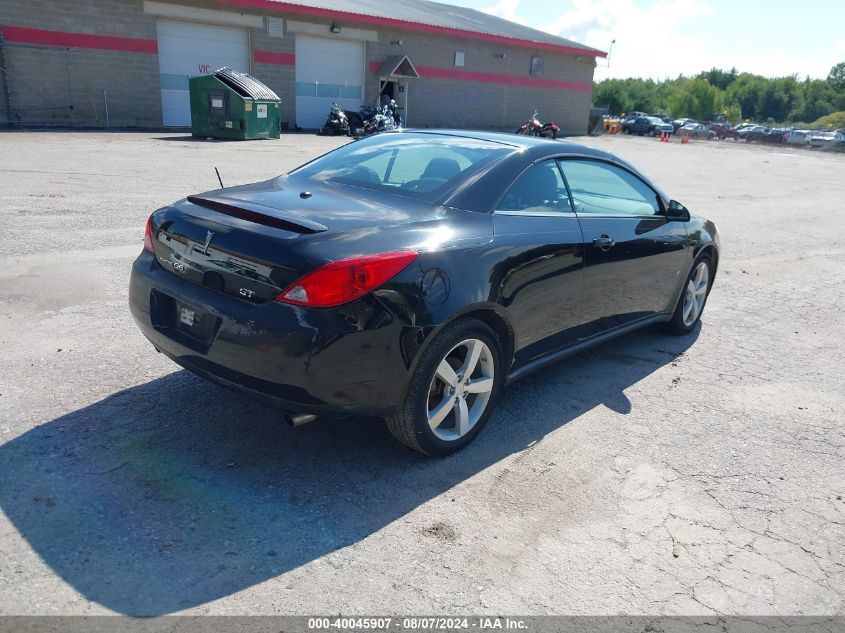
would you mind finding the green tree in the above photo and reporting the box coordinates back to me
[667,79,723,120]
[828,62,845,91]
[696,67,738,91]
[591,78,659,115]
[726,74,765,120]
[592,81,628,115]
[756,77,799,122]
[790,79,836,122]
[591,66,845,124]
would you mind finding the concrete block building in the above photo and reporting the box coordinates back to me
[0,0,604,134]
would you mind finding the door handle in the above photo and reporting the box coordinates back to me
[593,235,615,250]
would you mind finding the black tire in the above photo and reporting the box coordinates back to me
[664,254,713,335]
[346,112,364,135]
[385,318,504,457]
[552,130,557,139]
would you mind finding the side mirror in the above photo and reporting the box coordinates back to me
[667,200,690,222]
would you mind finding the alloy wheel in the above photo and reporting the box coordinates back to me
[426,338,495,441]
[682,261,710,327]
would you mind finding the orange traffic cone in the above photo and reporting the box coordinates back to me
[660,131,669,142]
[682,133,689,144]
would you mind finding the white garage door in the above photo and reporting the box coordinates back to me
[156,20,249,127]
[295,36,364,129]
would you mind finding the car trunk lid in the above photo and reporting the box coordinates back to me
[149,176,450,304]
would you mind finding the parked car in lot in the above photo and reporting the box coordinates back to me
[739,125,770,142]
[649,117,674,136]
[673,117,697,131]
[786,129,812,145]
[709,123,738,140]
[808,130,845,149]
[745,127,788,144]
[130,130,719,456]
[627,116,673,136]
[621,112,648,133]
[679,123,716,140]
[767,128,790,144]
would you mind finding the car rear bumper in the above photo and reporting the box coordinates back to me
[129,250,417,416]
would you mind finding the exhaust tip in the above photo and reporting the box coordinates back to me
[285,413,317,427]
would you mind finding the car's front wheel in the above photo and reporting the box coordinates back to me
[665,255,712,334]
[386,318,503,456]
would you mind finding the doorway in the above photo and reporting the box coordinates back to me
[379,80,401,124]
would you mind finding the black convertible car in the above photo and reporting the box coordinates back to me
[130,131,719,456]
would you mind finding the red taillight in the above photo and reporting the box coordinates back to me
[277,250,418,308]
[143,215,155,253]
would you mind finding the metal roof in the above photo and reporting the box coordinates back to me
[229,0,605,57]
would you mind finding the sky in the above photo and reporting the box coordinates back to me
[444,0,845,81]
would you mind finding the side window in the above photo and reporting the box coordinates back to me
[496,160,572,214]
[558,159,661,216]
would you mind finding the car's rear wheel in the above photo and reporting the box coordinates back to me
[385,318,503,456]
[665,255,712,334]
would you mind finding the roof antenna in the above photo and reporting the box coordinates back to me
[214,166,224,189]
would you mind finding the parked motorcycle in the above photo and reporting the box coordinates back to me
[515,110,559,139]
[357,100,401,137]
[318,102,351,136]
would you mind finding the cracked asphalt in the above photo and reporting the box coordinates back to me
[0,130,842,616]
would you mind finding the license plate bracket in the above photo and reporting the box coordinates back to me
[150,290,221,353]
[179,307,195,327]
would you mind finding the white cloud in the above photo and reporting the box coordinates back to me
[473,0,832,79]
[480,0,529,26]
[532,0,714,79]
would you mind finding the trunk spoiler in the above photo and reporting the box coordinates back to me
[187,194,328,234]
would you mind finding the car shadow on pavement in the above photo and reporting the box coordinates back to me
[0,326,698,615]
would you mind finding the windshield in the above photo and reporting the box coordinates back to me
[291,133,514,203]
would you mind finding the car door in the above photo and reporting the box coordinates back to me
[631,117,646,134]
[492,159,585,366]
[557,158,691,335]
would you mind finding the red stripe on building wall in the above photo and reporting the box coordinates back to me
[367,60,592,92]
[253,50,295,65]
[215,0,606,58]
[1,25,158,54]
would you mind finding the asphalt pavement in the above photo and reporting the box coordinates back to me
[0,130,842,615]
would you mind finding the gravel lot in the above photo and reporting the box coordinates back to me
[0,130,843,616]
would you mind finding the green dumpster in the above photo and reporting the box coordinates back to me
[189,67,281,140]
